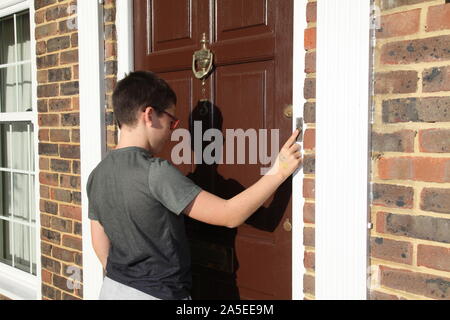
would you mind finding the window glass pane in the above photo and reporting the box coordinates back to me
[0,124,11,168]
[0,219,12,267]
[13,223,30,273]
[11,122,30,171]
[30,174,35,223]
[0,171,11,217]
[13,173,30,222]
[0,66,17,113]
[18,63,32,112]
[0,15,15,65]
[16,12,30,62]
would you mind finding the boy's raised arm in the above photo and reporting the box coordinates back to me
[183,129,302,228]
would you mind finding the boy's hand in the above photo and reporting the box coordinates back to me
[270,129,302,180]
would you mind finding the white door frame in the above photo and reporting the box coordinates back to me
[315,0,371,300]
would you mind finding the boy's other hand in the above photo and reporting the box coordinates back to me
[269,129,302,180]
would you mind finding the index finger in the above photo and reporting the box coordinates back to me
[282,129,300,149]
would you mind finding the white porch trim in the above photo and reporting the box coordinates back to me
[116,0,134,80]
[78,0,106,300]
[315,0,371,299]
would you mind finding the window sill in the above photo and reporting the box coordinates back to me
[0,263,39,300]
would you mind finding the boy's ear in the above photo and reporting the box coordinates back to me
[143,106,154,124]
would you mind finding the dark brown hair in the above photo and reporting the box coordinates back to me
[112,71,177,127]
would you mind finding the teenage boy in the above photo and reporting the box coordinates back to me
[87,71,302,300]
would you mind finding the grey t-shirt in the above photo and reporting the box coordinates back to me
[87,146,202,300]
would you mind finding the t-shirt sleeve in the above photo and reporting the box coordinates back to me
[148,159,202,215]
[86,169,99,221]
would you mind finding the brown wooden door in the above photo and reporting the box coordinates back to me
[134,0,293,300]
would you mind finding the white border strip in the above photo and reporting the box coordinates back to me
[116,0,134,80]
[0,0,27,18]
[316,0,370,300]
[292,0,307,301]
[79,0,106,300]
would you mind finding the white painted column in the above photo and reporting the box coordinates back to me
[292,0,307,301]
[116,0,134,80]
[315,0,371,300]
[78,0,106,300]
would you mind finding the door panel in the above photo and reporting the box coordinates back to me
[134,0,293,300]
[216,0,274,41]
[152,0,198,51]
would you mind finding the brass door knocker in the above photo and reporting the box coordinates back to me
[192,33,214,81]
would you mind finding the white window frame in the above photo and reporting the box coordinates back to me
[0,0,41,300]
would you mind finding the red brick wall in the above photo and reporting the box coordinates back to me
[303,0,316,300]
[370,0,450,300]
[35,0,83,300]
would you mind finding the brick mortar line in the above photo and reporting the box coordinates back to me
[39,155,79,160]
[41,197,81,206]
[39,94,80,99]
[375,61,450,71]
[370,151,450,158]
[370,203,450,219]
[38,127,81,130]
[41,241,83,255]
[37,64,79,72]
[369,286,408,299]
[370,178,450,189]
[36,47,79,58]
[41,281,83,298]
[412,242,418,267]
[39,197,82,207]
[374,91,450,99]
[375,28,450,46]
[304,270,315,277]
[371,258,450,279]
[414,186,422,210]
[369,226,450,249]
[303,293,315,300]
[38,169,80,175]
[41,226,83,242]
[370,202,450,219]
[372,122,450,131]
[39,79,80,85]
[40,211,82,225]
[37,141,81,146]
[370,228,450,250]
[39,185,80,192]
[372,284,432,300]
[35,30,78,42]
[379,0,443,16]
[414,130,419,153]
